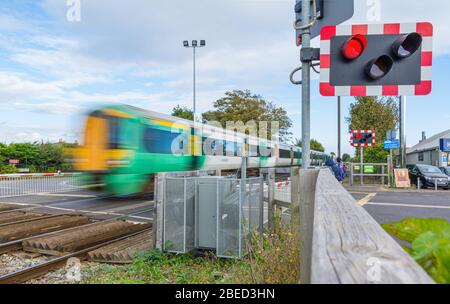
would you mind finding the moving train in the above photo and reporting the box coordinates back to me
[74,105,329,196]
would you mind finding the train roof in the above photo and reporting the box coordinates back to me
[97,104,328,155]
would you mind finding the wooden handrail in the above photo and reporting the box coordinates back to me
[302,168,434,284]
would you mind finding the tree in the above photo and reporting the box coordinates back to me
[171,105,194,121]
[354,143,389,163]
[346,96,398,162]
[294,138,325,152]
[342,153,351,162]
[202,90,292,142]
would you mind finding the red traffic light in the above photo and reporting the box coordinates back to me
[342,34,367,60]
[366,55,394,80]
[392,32,423,59]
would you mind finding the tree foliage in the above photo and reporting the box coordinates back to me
[342,153,351,162]
[0,142,77,172]
[347,96,399,163]
[171,105,194,121]
[202,90,292,142]
[294,138,325,152]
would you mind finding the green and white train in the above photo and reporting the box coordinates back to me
[74,105,329,196]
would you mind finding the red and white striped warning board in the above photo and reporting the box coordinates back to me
[350,130,376,147]
[320,22,433,97]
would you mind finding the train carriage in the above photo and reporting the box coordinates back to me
[74,105,329,196]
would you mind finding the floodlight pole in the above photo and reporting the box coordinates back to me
[301,0,311,169]
[193,46,197,122]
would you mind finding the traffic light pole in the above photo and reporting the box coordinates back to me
[360,146,364,185]
[337,96,341,159]
[301,0,311,169]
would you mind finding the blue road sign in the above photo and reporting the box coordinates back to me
[384,139,400,150]
[440,138,450,152]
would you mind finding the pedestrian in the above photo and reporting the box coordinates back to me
[325,158,344,182]
[336,157,347,181]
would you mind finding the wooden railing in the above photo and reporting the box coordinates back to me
[295,168,434,284]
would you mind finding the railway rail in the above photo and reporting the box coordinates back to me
[0,199,154,284]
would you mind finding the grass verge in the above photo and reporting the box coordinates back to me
[82,216,299,284]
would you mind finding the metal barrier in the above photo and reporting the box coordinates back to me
[154,172,264,258]
[348,163,390,186]
[0,173,84,198]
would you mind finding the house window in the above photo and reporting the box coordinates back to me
[418,152,424,162]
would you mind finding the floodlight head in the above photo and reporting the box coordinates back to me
[200,40,206,47]
[192,40,198,47]
[183,40,189,47]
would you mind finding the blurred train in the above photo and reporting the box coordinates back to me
[74,105,329,196]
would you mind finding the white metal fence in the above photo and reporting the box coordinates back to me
[0,173,84,198]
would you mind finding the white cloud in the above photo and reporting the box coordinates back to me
[0,0,449,146]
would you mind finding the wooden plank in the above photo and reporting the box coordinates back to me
[298,169,319,284]
[310,169,434,284]
[267,169,275,229]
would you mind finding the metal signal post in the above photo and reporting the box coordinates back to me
[300,0,312,169]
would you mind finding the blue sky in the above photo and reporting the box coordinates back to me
[0,0,449,156]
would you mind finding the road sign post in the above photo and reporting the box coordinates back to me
[399,96,407,168]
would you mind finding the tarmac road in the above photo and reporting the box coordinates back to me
[348,186,450,224]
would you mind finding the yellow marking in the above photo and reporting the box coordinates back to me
[358,193,377,206]
[75,116,108,171]
[152,119,190,131]
[103,109,133,118]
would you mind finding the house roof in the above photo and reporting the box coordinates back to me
[407,129,450,154]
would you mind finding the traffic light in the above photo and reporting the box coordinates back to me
[294,0,354,45]
[350,130,376,147]
[320,22,433,97]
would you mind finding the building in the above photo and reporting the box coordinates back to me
[406,130,450,167]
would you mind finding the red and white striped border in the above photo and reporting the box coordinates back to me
[350,130,376,147]
[0,173,81,178]
[320,22,433,97]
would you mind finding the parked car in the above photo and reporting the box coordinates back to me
[407,164,449,189]
[440,167,450,176]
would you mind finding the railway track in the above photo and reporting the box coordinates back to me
[0,200,154,284]
[0,228,152,284]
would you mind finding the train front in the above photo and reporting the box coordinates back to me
[73,107,149,196]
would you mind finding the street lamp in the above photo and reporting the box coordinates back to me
[183,40,206,122]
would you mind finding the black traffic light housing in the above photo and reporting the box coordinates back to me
[351,131,376,147]
[328,33,422,87]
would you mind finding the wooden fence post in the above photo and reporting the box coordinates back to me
[298,169,319,284]
[290,167,300,228]
[153,173,165,250]
[267,168,275,229]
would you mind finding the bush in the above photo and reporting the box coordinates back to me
[383,218,450,284]
[0,164,18,174]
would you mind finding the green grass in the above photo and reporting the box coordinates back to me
[82,217,300,284]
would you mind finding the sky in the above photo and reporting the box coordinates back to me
[0,0,449,155]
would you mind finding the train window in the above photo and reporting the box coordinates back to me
[143,127,183,154]
[249,145,258,157]
[224,141,237,156]
[280,149,291,159]
[108,116,124,149]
